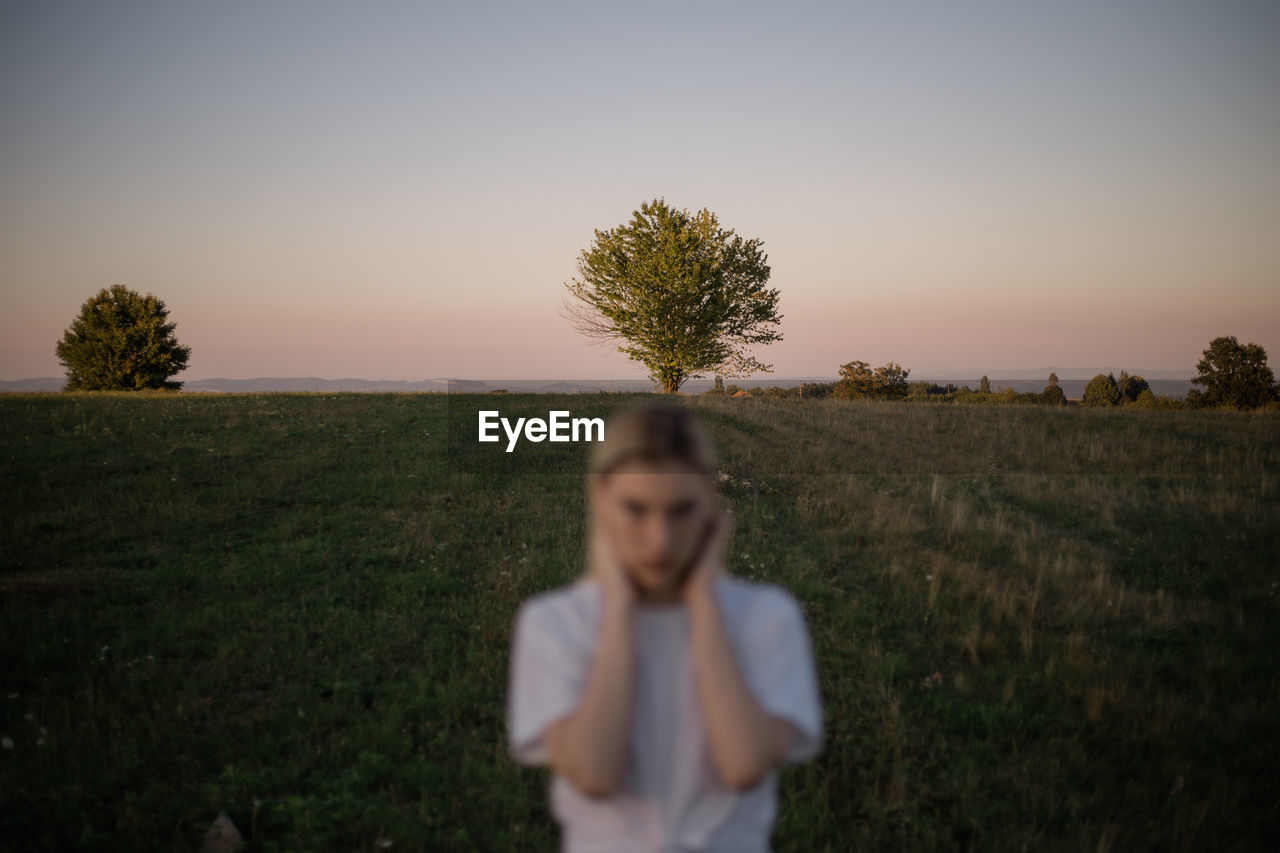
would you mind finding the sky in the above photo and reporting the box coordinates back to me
[2,0,1278,381]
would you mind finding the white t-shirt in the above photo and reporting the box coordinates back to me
[506,575,824,852]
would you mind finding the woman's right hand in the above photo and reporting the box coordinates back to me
[588,508,635,609]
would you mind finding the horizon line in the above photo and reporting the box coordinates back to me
[2,370,1198,383]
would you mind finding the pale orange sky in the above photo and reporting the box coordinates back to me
[3,1,1278,381]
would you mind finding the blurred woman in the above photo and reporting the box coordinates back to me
[506,401,823,852]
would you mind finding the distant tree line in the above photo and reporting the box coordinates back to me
[51,280,1278,412]
[704,336,1279,411]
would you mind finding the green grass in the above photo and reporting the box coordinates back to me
[2,391,1277,851]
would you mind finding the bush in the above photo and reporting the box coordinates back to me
[834,360,874,399]
[991,388,1017,405]
[798,382,834,399]
[1117,371,1150,403]
[873,362,910,400]
[1083,373,1121,407]
[1041,384,1066,406]
[908,382,948,402]
[834,360,910,400]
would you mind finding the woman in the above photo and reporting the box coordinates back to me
[506,401,823,852]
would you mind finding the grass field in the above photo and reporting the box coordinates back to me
[2,391,1278,851]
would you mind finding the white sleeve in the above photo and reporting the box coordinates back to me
[742,588,824,764]
[506,597,590,766]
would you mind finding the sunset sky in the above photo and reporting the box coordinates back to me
[2,0,1278,381]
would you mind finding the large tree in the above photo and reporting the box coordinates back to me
[1187,336,1276,409]
[560,198,782,394]
[56,284,191,390]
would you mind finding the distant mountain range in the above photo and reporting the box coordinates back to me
[2,372,1195,398]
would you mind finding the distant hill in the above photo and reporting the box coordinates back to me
[1,373,1194,398]
[0,377,64,391]
[183,377,457,393]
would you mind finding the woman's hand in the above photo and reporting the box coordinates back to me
[681,497,733,605]
[588,506,635,609]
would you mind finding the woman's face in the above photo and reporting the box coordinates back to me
[590,459,717,603]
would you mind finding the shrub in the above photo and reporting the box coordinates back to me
[834,360,910,400]
[1083,373,1121,407]
[1117,371,1150,403]
[798,382,834,399]
[1041,384,1066,406]
[873,362,910,399]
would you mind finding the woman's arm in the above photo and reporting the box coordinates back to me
[687,584,794,791]
[543,593,636,798]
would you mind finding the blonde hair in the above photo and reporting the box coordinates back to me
[587,401,718,480]
[582,402,726,582]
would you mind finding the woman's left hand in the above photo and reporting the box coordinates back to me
[681,498,733,604]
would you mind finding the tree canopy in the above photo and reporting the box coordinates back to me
[1116,371,1150,403]
[559,198,782,394]
[1040,383,1066,405]
[1188,336,1276,409]
[833,360,910,400]
[55,284,191,390]
[1083,373,1120,407]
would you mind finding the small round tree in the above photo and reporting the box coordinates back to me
[1083,373,1121,407]
[1040,383,1066,406]
[833,360,874,399]
[56,284,191,390]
